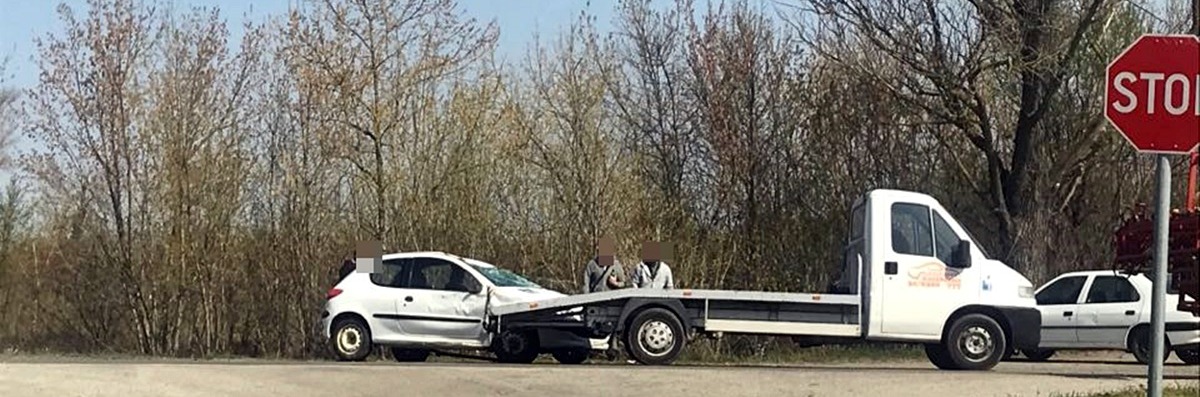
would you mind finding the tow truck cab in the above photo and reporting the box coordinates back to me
[836,189,1041,349]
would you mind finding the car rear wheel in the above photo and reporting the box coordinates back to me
[1128,326,1170,365]
[1176,346,1200,365]
[331,317,372,362]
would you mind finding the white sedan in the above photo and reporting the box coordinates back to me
[319,251,608,364]
[1019,270,1199,364]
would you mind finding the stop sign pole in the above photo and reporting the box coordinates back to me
[1104,33,1200,397]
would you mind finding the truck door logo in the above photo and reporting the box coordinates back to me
[906,262,962,289]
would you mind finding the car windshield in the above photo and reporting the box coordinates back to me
[465,259,542,288]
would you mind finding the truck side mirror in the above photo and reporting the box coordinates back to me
[951,240,972,268]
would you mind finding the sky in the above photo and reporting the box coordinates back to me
[0,0,650,185]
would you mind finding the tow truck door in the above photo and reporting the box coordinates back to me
[879,202,976,336]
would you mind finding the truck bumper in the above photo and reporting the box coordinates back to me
[997,306,1041,351]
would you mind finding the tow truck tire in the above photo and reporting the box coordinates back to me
[923,343,958,370]
[1020,348,1055,362]
[625,308,685,365]
[1176,347,1200,365]
[331,317,372,362]
[943,314,1006,371]
[551,348,590,365]
[1128,326,1170,365]
[390,347,430,362]
[494,330,539,364]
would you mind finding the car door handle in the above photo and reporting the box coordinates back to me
[404,296,413,302]
[1125,310,1135,316]
[884,261,898,275]
[1063,311,1073,317]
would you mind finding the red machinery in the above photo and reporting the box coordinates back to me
[1113,152,1200,317]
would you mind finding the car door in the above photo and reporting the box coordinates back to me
[1033,275,1088,347]
[880,202,977,336]
[396,257,488,343]
[362,258,415,342]
[1076,275,1142,348]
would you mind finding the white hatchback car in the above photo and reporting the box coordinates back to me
[1019,270,1199,364]
[319,251,607,364]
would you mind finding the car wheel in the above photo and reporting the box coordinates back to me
[1128,326,1171,365]
[390,347,430,362]
[943,314,1007,371]
[924,343,958,370]
[1020,348,1055,362]
[494,330,539,364]
[1176,347,1200,365]
[331,317,372,362]
[551,348,590,365]
[624,308,686,365]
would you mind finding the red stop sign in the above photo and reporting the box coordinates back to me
[1105,34,1200,154]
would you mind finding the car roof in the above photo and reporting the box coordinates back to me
[1056,269,1143,277]
[376,251,497,268]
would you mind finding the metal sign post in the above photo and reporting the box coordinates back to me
[1148,155,1170,397]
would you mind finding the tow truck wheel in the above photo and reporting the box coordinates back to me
[625,308,685,365]
[390,347,430,362]
[494,330,539,364]
[330,317,372,362]
[1176,347,1200,365]
[551,348,590,364]
[1020,348,1055,362]
[943,314,1006,371]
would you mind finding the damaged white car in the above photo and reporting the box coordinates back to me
[319,251,608,364]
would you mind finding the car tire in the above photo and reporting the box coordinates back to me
[624,308,686,365]
[924,343,958,370]
[1175,347,1200,365]
[551,348,590,365]
[494,330,539,364]
[943,314,1007,371]
[1021,349,1055,362]
[1128,326,1171,365]
[331,316,372,362]
[390,347,430,362]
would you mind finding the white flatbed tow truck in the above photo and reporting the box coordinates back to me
[482,189,1043,370]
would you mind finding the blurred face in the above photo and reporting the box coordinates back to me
[596,237,615,266]
[640,241,660,262]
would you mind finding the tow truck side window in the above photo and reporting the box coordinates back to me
[931,212,961,265]
[1084,276,1140,304]
[370,259,410,288]
[1035,276,1086,305]
[890,203,934,257]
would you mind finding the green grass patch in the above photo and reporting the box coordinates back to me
[676,336,923,365]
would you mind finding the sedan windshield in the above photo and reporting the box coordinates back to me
[466,260,542,288]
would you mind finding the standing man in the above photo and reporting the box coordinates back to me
[584,235,627,293]
[631,241,674,289]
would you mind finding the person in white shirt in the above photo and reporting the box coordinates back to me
[631,241,674,289]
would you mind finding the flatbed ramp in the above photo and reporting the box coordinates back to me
[488,289,862,338]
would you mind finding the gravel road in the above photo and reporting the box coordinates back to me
[1,352,1196,397]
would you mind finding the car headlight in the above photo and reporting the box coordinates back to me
[1018,286,1034,299]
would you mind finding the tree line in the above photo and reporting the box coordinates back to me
[0,0,1190,358]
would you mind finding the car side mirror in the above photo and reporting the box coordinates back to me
[951,240,972,268]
